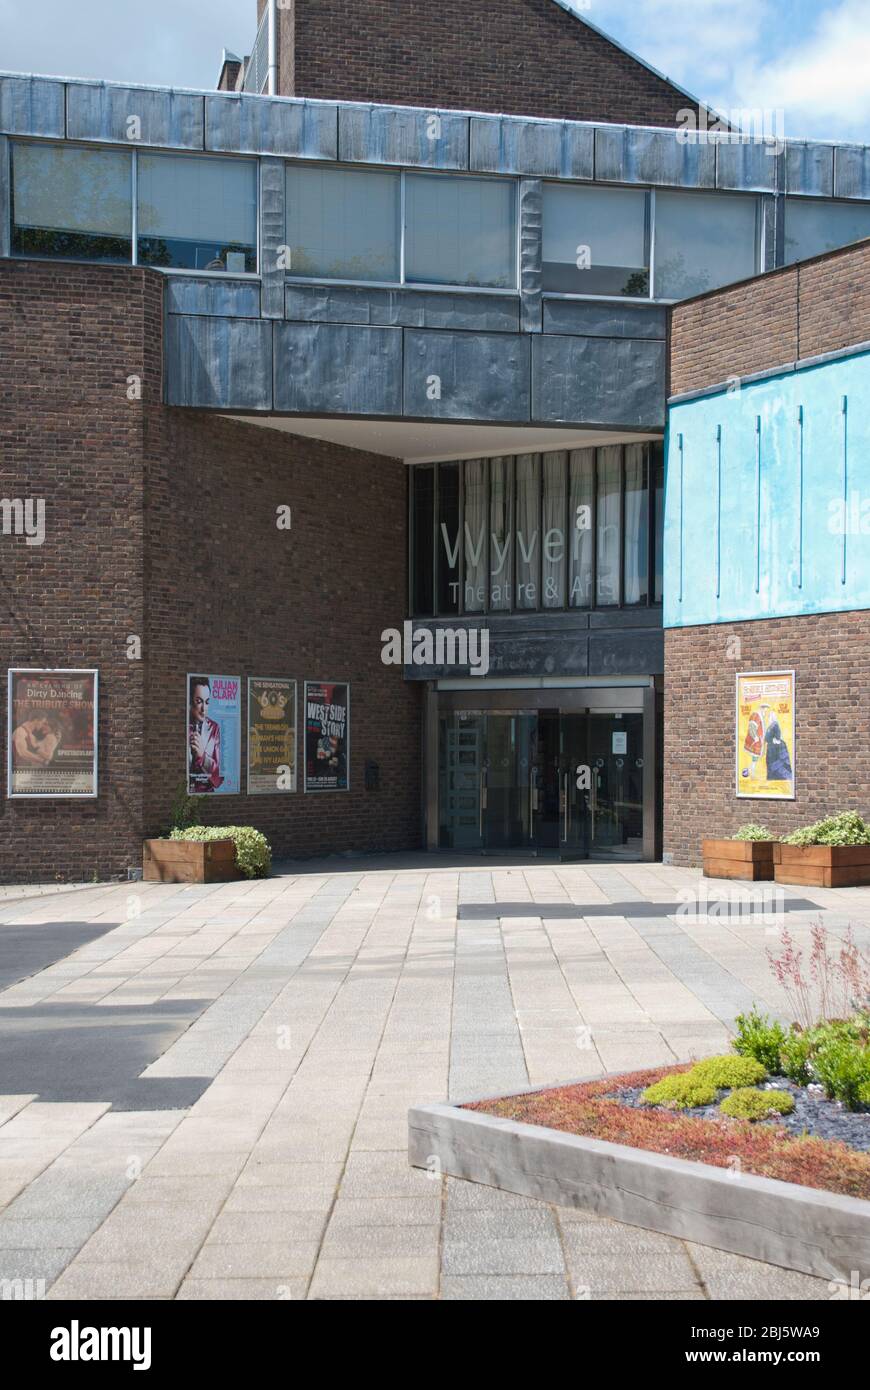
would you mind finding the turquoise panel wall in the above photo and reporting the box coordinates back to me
[664,347,870,627]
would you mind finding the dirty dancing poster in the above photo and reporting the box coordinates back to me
[187,674,241,795]
[736,671,795,800]
[248,678,296,794]
[8,669,98,797]
[305,682,349,792]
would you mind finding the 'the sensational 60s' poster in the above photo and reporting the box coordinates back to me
[248,678,296,794]
[187,674,241,795]
[7,669,98,798]
[305,682,349,792]
[736,671,795,800]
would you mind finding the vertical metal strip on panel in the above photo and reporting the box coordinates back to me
[797,404,804,589]
[677,433,684,605]
[716,423,722,600]
[259,157,285,319]
[842,395,849,586]
[518,178,543,334]
[0,136,9,259]
[755,415,762,594]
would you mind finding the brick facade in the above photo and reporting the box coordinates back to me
[664,615,870,865]
[669,239,870,398]
[0,259,421,883]
[271,0,700,126]
[665,237,870,866]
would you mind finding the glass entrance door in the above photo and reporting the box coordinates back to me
[438,705,646,859]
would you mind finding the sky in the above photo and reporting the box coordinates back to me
[0,0,868,143]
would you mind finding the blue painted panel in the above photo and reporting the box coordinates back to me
[664,349,870,627]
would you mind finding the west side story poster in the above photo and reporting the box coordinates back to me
[305,682,349,792]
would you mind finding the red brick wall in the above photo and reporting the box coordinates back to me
[669,240,870,398]
[0,260,158,882]
[141,408,422,861]
[664,614,870,865]
[281,0,698,125]
[1,259,421,882]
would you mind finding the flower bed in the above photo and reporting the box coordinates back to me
[466,1061,870,1201]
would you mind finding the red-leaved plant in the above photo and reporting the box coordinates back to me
[765,921,870,1030]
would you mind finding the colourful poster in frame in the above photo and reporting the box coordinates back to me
[736,670,795,800]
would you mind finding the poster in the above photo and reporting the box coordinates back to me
[736,671,795,800]
[7,669,98,798]
[187,674,241,795]
[305,681,349,792]
[248,678,296,794]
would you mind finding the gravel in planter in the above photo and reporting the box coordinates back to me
[610,1081,870,1153]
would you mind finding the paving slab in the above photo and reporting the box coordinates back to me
[0,857,857,1300]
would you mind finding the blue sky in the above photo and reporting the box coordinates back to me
[0,0,868,143]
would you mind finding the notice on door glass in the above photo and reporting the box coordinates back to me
[612,731,628,755]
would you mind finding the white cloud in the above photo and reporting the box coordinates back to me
[737,0,870,140]
[578,0,870,141]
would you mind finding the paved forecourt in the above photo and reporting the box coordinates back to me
[1,856,867,1301]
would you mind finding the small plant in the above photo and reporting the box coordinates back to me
[766,922,870,1029]
[719,1087,795,1122]
[784,812,870,847]
[168,782,201,834]
[640,1073,718,1110]
[732,1007,787,1073]
[812,1035,870,1111]
[780,1031,815,1086]
[169,825,271,879]
[733,823,774,841]
[689,1055,767,1088]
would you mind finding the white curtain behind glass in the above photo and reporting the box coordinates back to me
[286,165,400,281]
[596,445,621,607]
[463,459,487,612]
[623,444,649,605]
[569,448,595,609]
[138,154,256,245]
[541,451,566,608]
[405,175,515,288]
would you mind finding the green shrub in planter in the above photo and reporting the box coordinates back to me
[812,1035,870,1111]
[690,1055,767,1088]
[640,1073,718,1109]
[733,824,774,842]
[784,812,870,847]
[732,1007,787,1073]
[780,1031,815,1087]
[169,825,271,879]
[719,1087,795,1122]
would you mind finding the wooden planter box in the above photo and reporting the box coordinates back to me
[702,838,776,881]
[143,838,239,884]
[775,843,870,888]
